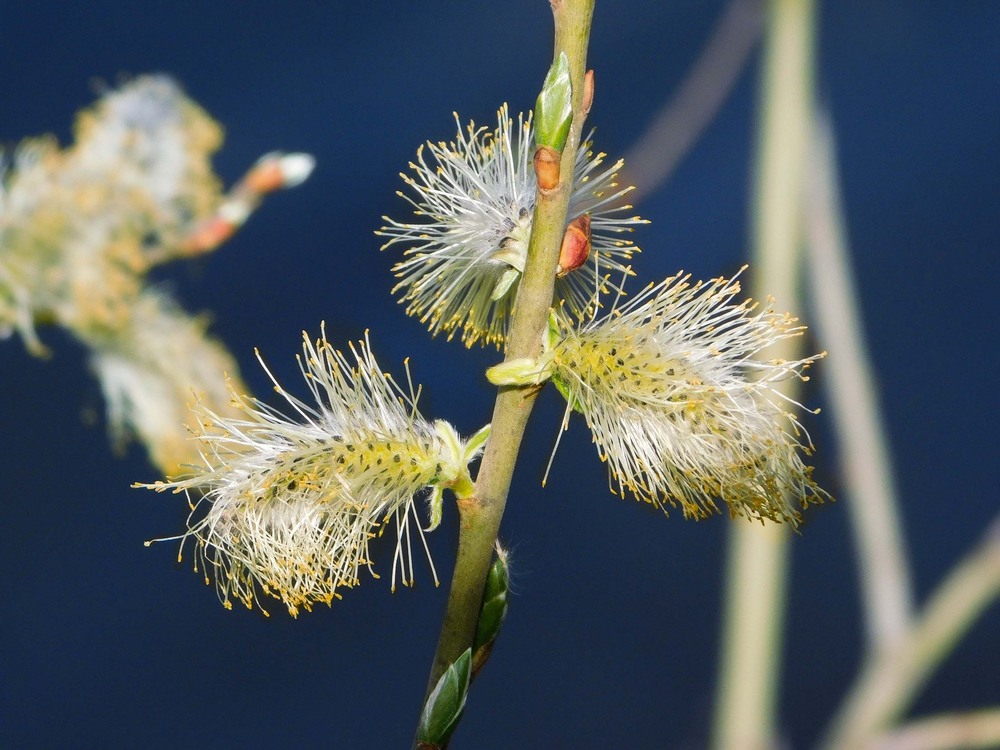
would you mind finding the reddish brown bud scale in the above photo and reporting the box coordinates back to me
[557,214,592,276]
[242,160,287,195]
[583,69,595,114]
[180,215,238,254]
[533,145,561,191]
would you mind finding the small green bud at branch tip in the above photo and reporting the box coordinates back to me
[534,51,573,152]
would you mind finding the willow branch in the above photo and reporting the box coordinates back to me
[418,0,596,705]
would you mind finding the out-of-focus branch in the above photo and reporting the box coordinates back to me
[821,517,1000,750]
[871,708,1000,750]
[0,77,314,474]
[622,0,764,201]
[163,151,314,262]
[417,0,595,716]
[804,111,913,652]
[711,1,815,748]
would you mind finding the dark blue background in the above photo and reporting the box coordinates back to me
[2,2,997,747]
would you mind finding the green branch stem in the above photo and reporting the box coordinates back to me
[711,0,815,747]
[417,0,595,721]
[820,516,1000,750]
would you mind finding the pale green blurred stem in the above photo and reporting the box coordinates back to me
[820,517,1000,750]
[418,0,595,713]
[871,708,1000,750]
[804,112,913,652]
[711,1,815,748]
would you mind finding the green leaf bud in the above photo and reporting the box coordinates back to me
[534,52,573,152]
[472,548,510,676]
[416,648,472,748]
